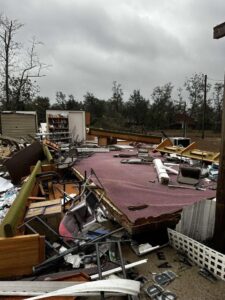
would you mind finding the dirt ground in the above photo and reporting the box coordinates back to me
[125,245,225,300]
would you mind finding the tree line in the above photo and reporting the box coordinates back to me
[23,76,224,134]
[0,15,223,133]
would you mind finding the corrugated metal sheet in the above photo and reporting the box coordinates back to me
[176,198,216,241]
[1,112,37,139]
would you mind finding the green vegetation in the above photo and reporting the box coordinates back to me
[0,16,223,133]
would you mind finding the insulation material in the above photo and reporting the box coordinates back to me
[0,160,42,237]
[168,228,225,280]
[0,177,13,193]
[0,187,18,224]
[153,158,170,185]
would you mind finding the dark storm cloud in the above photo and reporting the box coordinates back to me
[1,0,225,101]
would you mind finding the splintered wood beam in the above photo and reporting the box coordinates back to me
[89,127,162,144]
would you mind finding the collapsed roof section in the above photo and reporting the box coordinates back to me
[73,152,216,234]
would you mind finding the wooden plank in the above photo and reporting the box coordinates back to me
[0,234,45,278]
[41,164,57,172]
[190,150,208,156]
[39,183,46,196]
[30,182,40,198]
[28,199,61,209]
[25,199,62,236]
[28,197,46,202]
[52,183,78,200]
[25,199,62,219]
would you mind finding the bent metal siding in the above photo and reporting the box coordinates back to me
[1,113,37,138]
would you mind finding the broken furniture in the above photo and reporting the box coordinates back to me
[4,141,53,184]
[156,138,220,163]
[36,171,61,199]
[0,160,42,238]
[0,234,45,279]
[0,161,46,278]
[156,138,185,155]
[24,199,62,239]
[177,165,201,185]
[0,162,78,278]
[0,157,67,278]
[42,139,78,176]
[59,196,97,240]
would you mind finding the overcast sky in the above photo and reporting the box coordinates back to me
[1,0,225,102]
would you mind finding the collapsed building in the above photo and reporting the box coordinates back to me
[0,115,224,299]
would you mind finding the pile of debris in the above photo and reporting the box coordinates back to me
[0,137,223,299]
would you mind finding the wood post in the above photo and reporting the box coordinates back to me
[213,74,225,252]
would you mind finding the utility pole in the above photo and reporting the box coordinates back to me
[183,101,187,138]
[213,22,225,252]
[201,74,207,139]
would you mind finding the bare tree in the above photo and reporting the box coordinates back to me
[0,16,22,107]
[0,15,48,109]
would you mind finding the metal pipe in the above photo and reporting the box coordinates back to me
[96,243,105,300]
[33,227,124,274]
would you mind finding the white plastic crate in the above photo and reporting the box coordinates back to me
[168,228,225,280]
